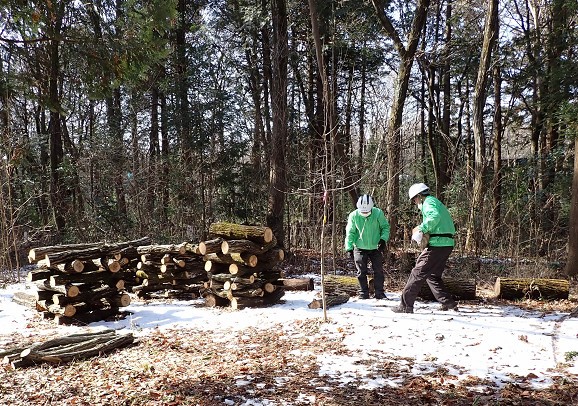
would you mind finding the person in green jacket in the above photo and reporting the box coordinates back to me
[345,194,391,299]
[393,183,458,313]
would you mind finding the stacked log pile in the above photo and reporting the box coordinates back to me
[131,242,208,299]
[26,237,151,324]
[202,222,286,310]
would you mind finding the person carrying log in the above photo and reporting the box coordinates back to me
[344,194,390,300]
[393,183,458,314]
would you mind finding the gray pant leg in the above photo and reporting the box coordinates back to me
[426,247,454,304]
[400,246,453,309]
[353,249,369,294]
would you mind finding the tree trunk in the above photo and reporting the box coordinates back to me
[465,0,499,251]
[371,0,431,236]
[267,0,288,248]
[566,137,578,276]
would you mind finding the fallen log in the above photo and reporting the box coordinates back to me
[308,293,350,309]
[494,277,569,300]
[418,278,477,301]
[209,222,273,245]
[21,329,134,363]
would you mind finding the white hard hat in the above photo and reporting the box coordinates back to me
[408,183,429,200]
[356,194,374,216]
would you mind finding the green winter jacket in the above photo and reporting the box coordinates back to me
[418,195,456,247]
[345,207,390,251]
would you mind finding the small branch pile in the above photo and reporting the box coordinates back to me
[202,222,286,310]
[1,329,134,368]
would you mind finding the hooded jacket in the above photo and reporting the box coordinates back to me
[345,207,390,251]
[418,195,455,247]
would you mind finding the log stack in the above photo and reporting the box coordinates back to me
[26,237,151,324]
[202,222,285,310]
[130,241,209,299]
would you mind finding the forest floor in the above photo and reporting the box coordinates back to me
[1,249,577,406]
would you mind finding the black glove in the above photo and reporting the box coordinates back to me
[346,250,354,260]
[378,239,386,253]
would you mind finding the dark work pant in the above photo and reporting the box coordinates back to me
[353,249,385,296]
[400,246,454,309]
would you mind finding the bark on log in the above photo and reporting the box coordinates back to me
[11,291,38,308]
[136,243,187,256]
[255,248,284,268]
[277,278,315,291]
[229,288,285,310]
[29,237,152,264]
[198,238,224,255]
[494,277,570,300]
[26,267,62,282]
[418,278,477,301]
[210,273,256,284]
[179,242,204,256]
[203,252,258,267]
[308,293,350,309]
[204,261,230,274]
[19,329,134,362]
[49,271,117,287]
[221,237,277,255]
[204,293,230,307]
[34,279,80,297]
[209,222,273,244]
[52,285,118,306]
[54,308,124,325]
[228,263,259,276]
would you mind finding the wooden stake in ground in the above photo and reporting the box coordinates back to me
[494,277,569,300]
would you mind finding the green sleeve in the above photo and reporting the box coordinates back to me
[344,212,357,251]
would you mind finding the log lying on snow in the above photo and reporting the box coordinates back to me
[418,277,477,301]
[308,293,350,309]
[2,329,134,368]
[494,277,569,300]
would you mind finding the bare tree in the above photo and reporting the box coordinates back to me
[371,0,431,236]
[464,0,499,251]
[566,136,578,277]
[267,0,288,247]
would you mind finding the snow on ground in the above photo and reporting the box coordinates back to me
[1,276,577,391]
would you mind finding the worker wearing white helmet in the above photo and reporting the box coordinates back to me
[392,183,458,313]
[344,194,391,299]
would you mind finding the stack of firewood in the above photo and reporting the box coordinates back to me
[131,241,209,299]
[25,237,151,324]
[202,222,286,310]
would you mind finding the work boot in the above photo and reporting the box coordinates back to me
[439,301,459,311]
[358,293,370,299]
[391,306,413,314]
[374,293,387,300]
